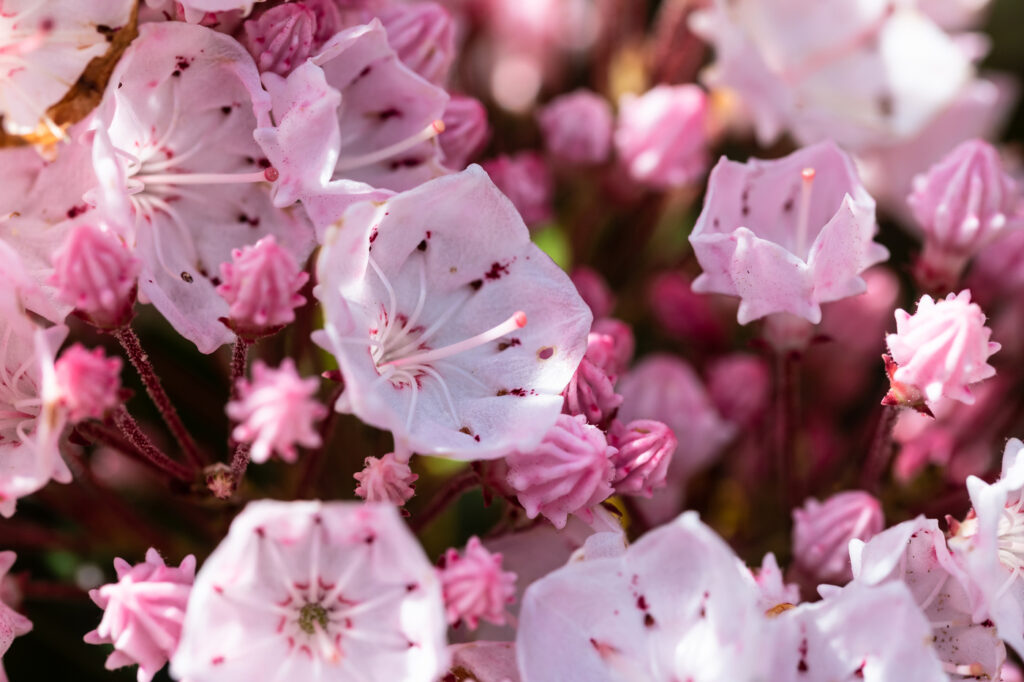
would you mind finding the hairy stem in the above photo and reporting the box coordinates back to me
[111,406,195,482]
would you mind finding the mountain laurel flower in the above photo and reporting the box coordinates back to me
[378,2,456,86]
[614,84,709,189]
[170,501,448,682]
[792,490,884,585]
[607,419,676,497]
[538,90,614,165]
[562,334,623,428]
[908,139,1023,291]
[884,290,999,406]
[690,140,888,325]
[84,549,196,682]
[226,359,327,464]
[353,453,419,505]
[439,95,490,171]
[439,536,517,629]
[0,552,31,681]
[480,152,554,228]
[50,224,140,330]
[217,236,309,340]
[242,3,317,76]
[53,345,122,423]
[505,414,615,529]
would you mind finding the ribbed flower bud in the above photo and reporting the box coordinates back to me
[506,414,615,529]
[439,537,516,629]
[353,453,418,505]
[481,152,553,228]
[608,419,676,497]
[538,89,613,165]
[379,2,455,85]
[217,236,309,341]
[53,345,122,423]
[243,3,317,76]
[571,266,615,320]
[562,334,623,428]
[439,95,490,171]
[792,491,884,585]
[50,224,139,330]
[707,354,771,427]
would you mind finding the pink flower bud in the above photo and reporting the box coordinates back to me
[909,139,1022,290]
[506,414,615,529]
[217,236,309,340]
[562,337,623,428]
[571,266,615,319]
[54,345,122,423]
[439,95,490,170]
[707,354,771,427]
[885,290,1000,406]
[538,89,613,165]
[591,318,634,379]
[608,419,676,497]
[614,84,709,189]
[50,224,139,330]
[379,2,455,85]
[226,359,327,464]
[439,537,516,629]
[353,453,418,505]
[792,491,884,585]
[242,3,316,76]
[647,271,726,347]
[84,549,196,682]
[481,152,553,228]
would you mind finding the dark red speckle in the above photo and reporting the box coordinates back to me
[66,204,88,219]
[484,261,510,281]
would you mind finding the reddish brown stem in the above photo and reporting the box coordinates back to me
[229,442,252,490]
[229,338,250,401]
[115,326,204,467]
[860,405,898,493]
[112,406,195,482]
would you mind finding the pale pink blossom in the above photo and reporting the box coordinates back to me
[178,0,266,23]
[170,501,448,681]
[242,3,317,76]
[439,95,491,171]
[752,552,800,612]
[440,536,516,629]
[570,266,614,320]
[851,517,1005,679]
[607,419,675,497]
[84,548,196,682]
[505,414,615,529]
[91,22,314,353]
[614,84,709,188]
[706,354,771,427]
[885,290,999,405]
[378,2,455,86]
[481,152,553,228]
[226,359,326,464]
[792,490,884,585]
[313,167,591,461]
[53,345,121,423]
[0,0,134,136]
[0,552,31,681]
[50,224,139,330]
[216,235,309,340]
[353,453,418,505]
[538,90,613,165]
[908,139,1022,290]
[690,140,888,325]
[691,0,972,151]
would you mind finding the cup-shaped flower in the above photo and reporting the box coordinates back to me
[84,549,196,682]
[690,140,888,325]
[885,290,999,405]
[949,439,1024,659]
[217,235,309,340]
[313,167,591,461]
[53,345,121,423]
[505,414,615,529]
[439,95,490,171]
[353,453,418,505]
[538,90,613,165]
[607,419,676,497]
[50,224,139,330]
[480,152,554,228]
[439,537,516,629]
[792,490,884,585]
[909,139,1023,290]
[170,501,448,682]
[614,84,709,188]
[226,359,327,464]
[0,552,31,679]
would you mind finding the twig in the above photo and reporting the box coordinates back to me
[229,338,250,401]
[111,406,195,482]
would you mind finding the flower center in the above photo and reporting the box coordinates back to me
[297,602,330,635]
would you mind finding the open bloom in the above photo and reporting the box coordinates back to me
[690,140,888,325]
[171,501,448,682]
[84,549,196,682]
[885,290,999,405]
[313,167,591,461]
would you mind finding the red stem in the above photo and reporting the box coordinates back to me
[112,406,195,482]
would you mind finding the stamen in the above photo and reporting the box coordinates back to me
[382,311,527,369]
[796,167,815,258]
[135,169,276,186]
[333,120,445,173]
